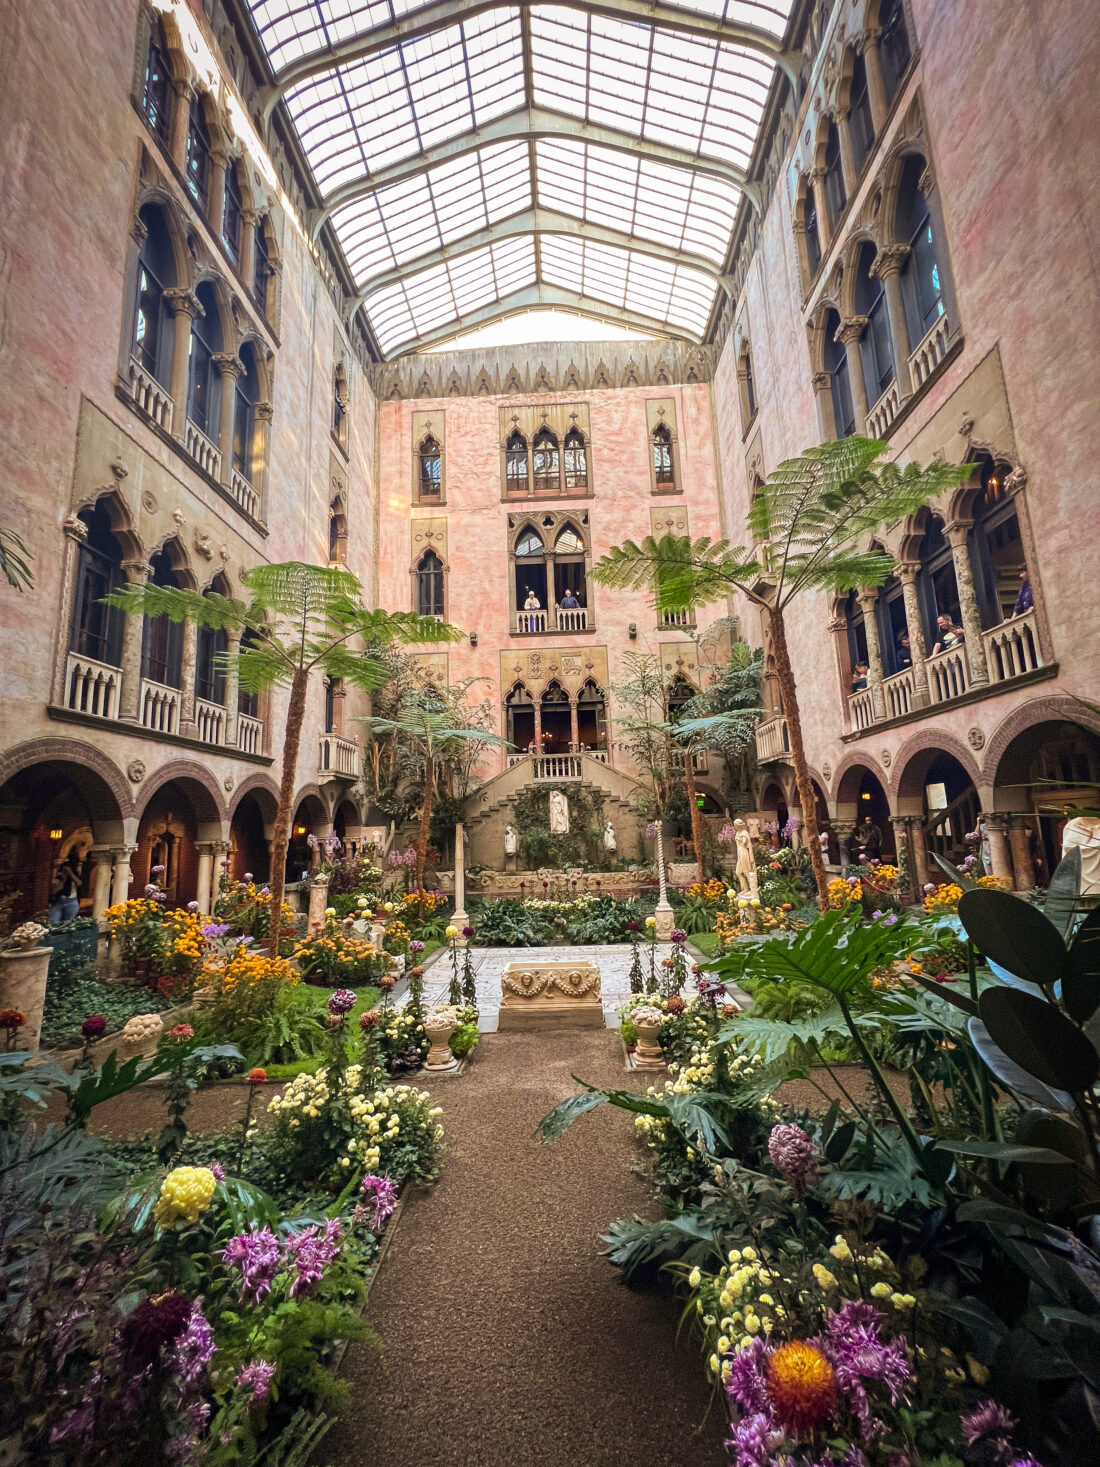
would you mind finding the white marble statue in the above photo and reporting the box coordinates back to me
[504,823,518,856]
[602,819,617,853]
[734,817,759,898]
[1062,815,1100,896]
[549,790,570,834]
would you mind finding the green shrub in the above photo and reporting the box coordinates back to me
[39,968,169,1048]
[467,898,546,946]
[450,1021,479,1058]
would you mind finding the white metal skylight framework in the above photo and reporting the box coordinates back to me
[246,1,797,355]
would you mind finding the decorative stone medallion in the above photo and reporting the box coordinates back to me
[968,726,986,750]
[223,774,235,792]
[127,759,146,783]
[882,749,892,768]
[821,761,831,782]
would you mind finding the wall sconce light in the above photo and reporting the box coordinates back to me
[861,793,871,801]
[294,825,307,836]
[49,828,63,840]
[469,631,478,647]
[628,621,637,640]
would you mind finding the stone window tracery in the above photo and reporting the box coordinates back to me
[142,18,172,143]
[252,218,275,318]
[854,241,895,405]
[822,119,847,231]
[804,180,823,278]
[651,422,675,488]
[563,427,588,491]
[71,502,125,668]
[847,52,875,173]
[417,434,442,501]
[879,0,912,105]
[328,492,348,565]
[416,549,445,619]
[896,155,945,347]
[233,342,260,484]
[141,544,186,689]
[505,429,529,493]
[195,575,229,706]
[133,204,176,389]
[532,427,560,495]
[187,282,223,445]
[185,97,213,212]
[823,308,855,438]
[222,162,244,265]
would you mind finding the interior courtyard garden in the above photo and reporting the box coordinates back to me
[1,0,1099,1464]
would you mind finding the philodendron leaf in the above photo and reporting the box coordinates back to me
[967,1017,1074,1111]
[1064,906,1100,1023]
[1042,846,1083,940]
[958,889,1068,993]
[978,986,1099,1094]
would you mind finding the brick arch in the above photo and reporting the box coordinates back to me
[832,751,892,807]
[892,730,982,799]
[0,738,134,821]
[228,773,281,823]
[135,759,227,825]
[291,783,329,822]
[982,697,1100,785]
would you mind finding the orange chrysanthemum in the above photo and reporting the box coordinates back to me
[766,1341,838,1434]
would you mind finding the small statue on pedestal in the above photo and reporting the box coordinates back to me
[734,818,760,898]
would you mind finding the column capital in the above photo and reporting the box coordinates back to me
[88,844,115,864]
[855,24,882,52]
[194,840,220,856]
[255,400,274,423]
[896,560,922,583]
[811,370,831,393]
[242,207,261,228]
[791,218,806,237]
[1003,464,1028,496]
[121,558,151,585]
[943,519,973,548]
[982,812,1010,833]
[164,286,203,319]
[871,243,910,279]
[856,587,879,611]
[212,351,244,379]
[171,75,198,102]
[110,843,139,859]
[836,315,868,345]
[62,512,89,543]
[809,165,827,181]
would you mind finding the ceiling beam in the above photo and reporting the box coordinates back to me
[373,281,700,360]
[309,104,755,241]
[348,208,728,307]
[259,0,798,122]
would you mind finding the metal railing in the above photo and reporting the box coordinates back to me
[128,356,173,430]
[140,677,181,734]
[866,379,901,438]
[185,420,221,479]
[230,466,259,519]
[66,652,121,720]
[195,697,225,745]
[237,713,263,755]
[983,608,1042,683]
[756,715,790,762]
[319,733,359,778]
[908,313,952,390]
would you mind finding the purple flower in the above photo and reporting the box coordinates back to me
[628,919,640,932]
[50,1403,96,1443]
[144,883,158,897]
[208,1162,226,1182]
[645,821,658,839]
[201,921,230,938]
[871,909,883,920]
[726,1412,781,1467]
[222,1227,283,1306]
[670,928,688,944]
[186,900,200,912]
[243,871,253,881]
[726,1335,771,1416]
[409,940,425,954]
[462,925,474,939]
[237,1359,277,1403]
[923,882,935,893]
[260,885,271,895]
[818,1301,911,1439]
[151,864,166,874]
[329,988,357,1015]
[961,1401,1016,1448]
[768,1123,818,1193]
[883,913,898,925]
[220,858,230,867]
[360,1173,399,1230]
[81,1014,107,1039]
[285,1218,343,1298]
[171,1299,216,1390]
[847,876,860,886]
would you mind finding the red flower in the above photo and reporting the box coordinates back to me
[247,1067,268,1085]
[81,1015,107,1038]
[0,1008,27,1031]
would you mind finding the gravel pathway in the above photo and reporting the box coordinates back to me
[325,1027,728,1467]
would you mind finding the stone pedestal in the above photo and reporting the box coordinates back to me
[499,961,603,1029]
[452,821,469,946]
[423,1020,459,1071]
[653,900,675,941]
[632,1017,666,1071]
[308,877,331,930]
[0,945,54,1051]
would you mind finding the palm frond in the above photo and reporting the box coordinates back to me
[239,561,365,620]
[592,535,760,609]
[0,527,34,591]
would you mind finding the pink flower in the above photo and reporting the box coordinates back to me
[237,1359,276,1403]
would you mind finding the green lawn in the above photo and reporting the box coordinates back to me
[689,931,721,957]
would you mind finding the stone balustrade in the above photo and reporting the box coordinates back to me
[908,313,952,389]
[866,379,901,438]
[319,732,359,778]
[140,676,181,734]
[195,696,225,745]
[882,666,915,719]
[66,651,122,720]
[184,420,222,479]
[983,608,1042,682]
[230,466,259,518]
[128,355,173,430]
[756,715,790,761]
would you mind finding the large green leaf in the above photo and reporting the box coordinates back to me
[1064,906,1100,1022]
[978,986,1099,1093]
[720,1006,883,1064]
[1042,846,1083,939]
[958,889,1068,992]
[738,907,915,997]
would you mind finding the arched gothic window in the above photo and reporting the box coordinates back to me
[553,524,587,611]
[854,243,895,404]
[532,428,560,495]
[915,515,960,646]
[185,98,212,211]
[418,435,442,500]
[195,577,229,705]
[738,340,757,423]
[141,545,186,689]
[804,181,823,277]
[416,549,445,618]
[847,53,875,173]
[222,164,244,264]
[253,219,274,315]
[233,342,260,484]
[133,205,176,388]
[187,282,222,443]
[506,430,528,492]
[563,427,587,491]
[577,679,606,751]
[823,308,855,438]
[142,19,172,142]
[505,683,535,750]
[970,458,1028,629]
[896,156,945,347]
[238,627,260,720]
[822,120,847,230]
[514,526,547,618]
[71,501,124,667]
[652,422,675,487]
[879,0,912,104]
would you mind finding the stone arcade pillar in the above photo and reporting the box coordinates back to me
[195,842,216,918]
[117,560,150,723]
[165,289,201,441]
[223,629,241,747]
[214,352,244,485]
[110,845,136,907]
[837,317,870,431]
[89,847,114,920]
[872,245,913,399]
[857,588,887,722]
[210,841,231,913]
[1007,817,1037,892]
[982,814,1014,887]
[858,26,889,133]
[897,561,930,707]
[944,521,989,685]
[451,822,469,946]
[179,618,198,735]
[890,818,918,901]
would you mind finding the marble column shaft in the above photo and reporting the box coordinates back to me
[117,560,150,722]
[945,521,989,684]
[857,589,886,721]
[897,562,930,707]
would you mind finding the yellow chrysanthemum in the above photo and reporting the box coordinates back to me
[153,1165,217,1227]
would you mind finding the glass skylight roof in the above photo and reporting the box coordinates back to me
[245,1,796,353]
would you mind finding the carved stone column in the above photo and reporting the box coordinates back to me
[835,107,858,196]
[944,521,990,684]
[117,560,150,723]
[179,618,198,734]
[810,168,831,248]
[837,317,870,431]
[110,845,137,906]
[569,698,580,749]
[982,814,1013,886]
[452,822,469,946]
[207,148,228,238]
[897,560,930,707]
[871,244,912,397]
[811,370,834,441]
[89,846,114,919]
[169,78,195,175]
[533,699,543,753]
[53,514,89,706]
[214,353,243,482]
[195,842,216,918]
[224,629,241,747]
[165,289,200,440]
[239,209,258,291]
[1007,817,1037,892]
[890,817,919,902]
[252,400,273,517]
[857,26,888,132]
[857,588,886,721]
[792,218,812,294]
[910,820,931,893]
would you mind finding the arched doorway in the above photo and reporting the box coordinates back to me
[992,718,1100,885]
[229,793,271,884]
[135,782,202,906]
[835,764,894,863]
[505,683,534,753]
[287,793,327,882]
[759,780,789,848]
[333,798,362,857]
[895,745,979,880]
[577,679,606,753]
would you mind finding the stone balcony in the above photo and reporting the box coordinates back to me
[505,750,610,779]
[513,607,590,634]
[318,732,359,781]
[756,715,790,763]
[844,608,1049,738]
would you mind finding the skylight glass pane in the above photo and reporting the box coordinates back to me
[248,1,437,74]
[285,9,524,190]
[540,234,715,336]
[535,138,739,265]
[364,237,537,353]
[331,140,531,284]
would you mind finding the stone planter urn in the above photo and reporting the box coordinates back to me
[423,1016,460,1072]
[631,1008,667,1071]
[0,939,54,1051]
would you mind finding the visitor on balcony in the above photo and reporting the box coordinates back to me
[1012,568,1033,617]
[559,588,579,609]
[931,614,958,655]
[850,663,869,692]
[896,631,912,669]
